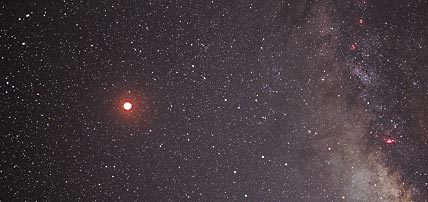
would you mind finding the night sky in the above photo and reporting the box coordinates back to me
[1,0,428,201]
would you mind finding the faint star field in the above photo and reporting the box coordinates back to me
[1,0,428,201]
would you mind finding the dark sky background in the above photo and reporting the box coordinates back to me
[1,0,428,201]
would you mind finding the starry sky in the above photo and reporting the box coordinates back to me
[1,0,428,201]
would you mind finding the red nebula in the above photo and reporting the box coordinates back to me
[385,137,396,145]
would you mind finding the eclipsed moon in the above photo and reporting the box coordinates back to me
[123,101,133,111]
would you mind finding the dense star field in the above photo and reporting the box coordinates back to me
[1,0,428,201]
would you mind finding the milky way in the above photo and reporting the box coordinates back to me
[1,0,427,201]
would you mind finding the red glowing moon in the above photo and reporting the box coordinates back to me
[123,101,133,111]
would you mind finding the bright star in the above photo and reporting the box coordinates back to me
[123,101,133,111]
